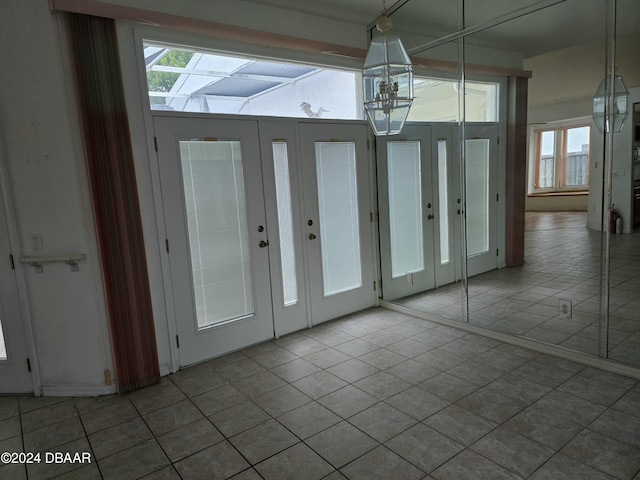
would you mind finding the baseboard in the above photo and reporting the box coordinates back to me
[159,361,173,377]
[40,384,117,397]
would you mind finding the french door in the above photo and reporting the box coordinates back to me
[377,123,500,301]
[155,117,274,366]
[464,124,500,277]
[299,123,375,324]
[0,187,32,393]
[377,124,461,301]
[154,116,374,366]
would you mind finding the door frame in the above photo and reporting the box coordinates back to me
[0,136,39,393]
[154,115,276,367]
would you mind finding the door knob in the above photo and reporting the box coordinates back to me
[427,214,435,220]
[259,240,269,248]
[308,233,317,240]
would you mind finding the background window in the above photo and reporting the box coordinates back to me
[533,125,590,192]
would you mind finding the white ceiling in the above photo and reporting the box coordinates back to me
[245,0,640,58]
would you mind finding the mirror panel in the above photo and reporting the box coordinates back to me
[607,0,640,367]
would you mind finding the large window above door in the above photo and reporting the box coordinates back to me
[143,41,503,124]
[143,42,362,119]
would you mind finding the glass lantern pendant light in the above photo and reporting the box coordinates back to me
[363,11,413,136]
[592,70,630,134]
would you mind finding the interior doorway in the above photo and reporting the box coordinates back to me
[154,115,375,366]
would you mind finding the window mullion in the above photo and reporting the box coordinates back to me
[557,128,567,188]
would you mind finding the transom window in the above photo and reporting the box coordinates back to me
[143,41,501,124]
[409,77,499,122]
[532,125,591,192]
[143,42,361,119]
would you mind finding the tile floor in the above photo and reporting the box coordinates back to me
[397,212,640,368]
[2,307,640,479]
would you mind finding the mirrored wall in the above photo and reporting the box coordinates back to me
[378,0,640,370]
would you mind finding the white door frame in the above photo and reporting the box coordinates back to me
[0,136,39,393]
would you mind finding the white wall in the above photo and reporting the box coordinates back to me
[524,32,640,217]
[0,2,113,395]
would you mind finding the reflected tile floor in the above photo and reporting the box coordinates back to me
[2,307,640,479]
[399,212,640,368]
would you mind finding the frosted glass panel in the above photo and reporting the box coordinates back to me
[466,139,490,256]
[437,140,450,265]
[272,142,298,306]
[315,142,362,296]
[387,142,424,278]
[180,140,254,328]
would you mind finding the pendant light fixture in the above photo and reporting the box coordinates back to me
[363,9,413,136]
[593,70,630,134]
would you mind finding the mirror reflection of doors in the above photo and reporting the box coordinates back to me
[377,124,462,302]
[377,123,501,311]
[154,116,375,367]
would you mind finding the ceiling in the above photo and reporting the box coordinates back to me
[244,0,640,58]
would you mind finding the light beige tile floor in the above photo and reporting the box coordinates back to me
[1,307,640,479]
[397,212,640,368]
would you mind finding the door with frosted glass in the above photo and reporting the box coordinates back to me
[464,124,500,276]
[299,123,375,324]
[154,116,273,366]
[0,187,32,393]
[377,124,458,301]
[259,119,309,337]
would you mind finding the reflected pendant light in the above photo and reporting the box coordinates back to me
[593,70,630,134]
[363,12,413,136]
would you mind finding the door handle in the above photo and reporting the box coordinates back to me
[308,233,317,240]
[427,214,435,220]
[259,240,269,248]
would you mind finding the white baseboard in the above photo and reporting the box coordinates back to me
[40,384,117,397]
[159,362,173,377]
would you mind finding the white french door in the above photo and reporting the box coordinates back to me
[154,116,374,366]
[299,123,375,325]
[377,124,460,301]
[464,124,500,277]
[0,188,32,393]
[155,117,274,366]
